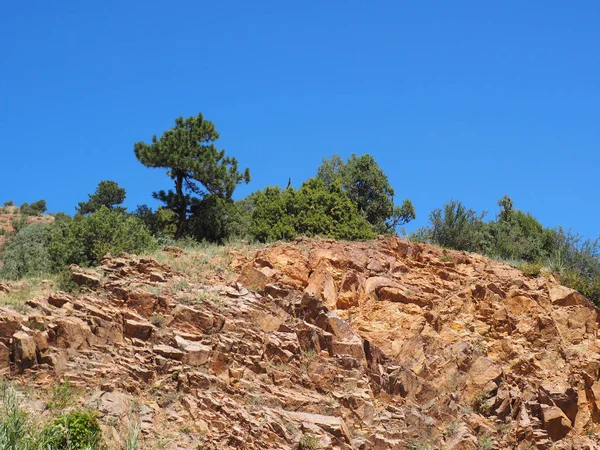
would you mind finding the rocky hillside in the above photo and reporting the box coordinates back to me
[1,237,600,449]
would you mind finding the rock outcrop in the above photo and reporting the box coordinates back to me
[1,237,600,449]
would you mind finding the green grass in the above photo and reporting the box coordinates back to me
[0,382,106,450]
[520,262,543,277]
[142,239,263,284]
[48,379,78,410]
[0,278,57,313]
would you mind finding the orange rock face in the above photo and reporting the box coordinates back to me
[2,238,600,449]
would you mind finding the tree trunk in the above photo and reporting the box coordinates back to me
[174,172,187,240]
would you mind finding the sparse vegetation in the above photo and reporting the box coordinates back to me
[48,379,77,410]
[520,262,543,277]
[124,419,141,450]
[298,433,320,449]
[472,390,493,415]
[406,438,430,450]
[0,382,104,450]
[478,434,495,450]
[150,314,166,328]
[412,195,600,305]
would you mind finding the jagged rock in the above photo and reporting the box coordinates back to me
[175,336,212,366]
[55,317,93,349]
[149,271,166,283]
[171,305,215,333]
[549,285,588,306]
[127,290,157,316]
[47,292,72,308]
[541,404,572,441]
[153,344,185,361]
[0,239,599,449]
[13,331,37,371]
[305,263,337,308]
[0,341,10,369]
[0,313,23,338]
[123,319,153,340]
[238,264,269,291]
[275,409,352,443]
[70,265,101,288]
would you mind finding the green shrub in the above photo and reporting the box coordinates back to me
[0,383,32,450]
[49,207,156,268]
[414,200,490,253]
[48,380,76,410]
[43,409,104,450]
[11,215,29,234]
[133,205,177,238]
[0,223,53,280]
[20,200,47,216]
[560,270,600,304]
[520,262,543,277]
[188,195,250,243]
[77,180,126,215]
[3,200,14,207]
[317,154,415,233]
[249,178,375,242]
[472,390,493,415]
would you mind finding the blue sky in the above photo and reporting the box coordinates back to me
[1,1,598,237]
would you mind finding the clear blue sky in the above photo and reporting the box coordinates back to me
[1,1,598,237]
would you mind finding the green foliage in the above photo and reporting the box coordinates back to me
[49,206,156,268]
[20,200,47,216]
[124,421,141,450]
[520,262,543,277]
[4,200,14,207]
[11,215,29,234]
[42,409,104,450]
[317,154,415,233]
[249,178,375,242]
[560,270,600,303]
[472,390,493,415]
[478,435,495,450]
[134,113,250,239]
[77,181,126,215]
[187,195,250,243]
[133,205,177,238]
[0,383,31,450]
[406,438,431,450]
[0,223,53,280]
[413,196,600,306]
[415,200,490,253]
[48,380,76,410]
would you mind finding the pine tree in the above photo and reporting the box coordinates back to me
[134,114,250,239]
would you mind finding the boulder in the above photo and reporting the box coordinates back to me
[123,319,153,341]
[55,317,92,349]
[549,285,588,307]
[238,264,269,291]
[47,292,72,308]
[70,266,101,288]
[127,290,157,317]
[305,263,337,309]
[13,331,37,371]
[184,343,212,366]
[153,344,185,361]
[540,404,572,441]
[0,341,10,369]
[171,305,215,333]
